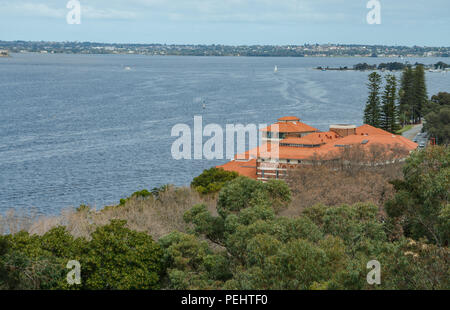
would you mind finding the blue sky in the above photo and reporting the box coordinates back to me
[0,0,449,46]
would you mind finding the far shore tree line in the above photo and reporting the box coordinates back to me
[354,61,448,72]
[316,61,448,72]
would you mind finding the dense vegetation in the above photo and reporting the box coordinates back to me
[353,62,448,72]
[423,92,450,145]
[354,62,406,71]
[364,72,401,132]
[0,146,448,290]
[362,63,448,145]
[386,146,449,246]
[191,168,239,195]
[0,221,162,289]
[363,64,438,133]
[399,65,429,125]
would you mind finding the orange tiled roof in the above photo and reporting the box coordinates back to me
[234,144,271,160]
[281,131,341,145]
[256,134,417,160]
[323,134,418,160]
[356,124,392,136]
[278,116,300,121]
[217,159,258,179]
[336,134,417,149]
[257,144,325,160]
[260,122,318,133]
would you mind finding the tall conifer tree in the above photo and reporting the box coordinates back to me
[364,72,382,127]
[381,74,400,133]
[399,66,414,125]
[413,65,428,123]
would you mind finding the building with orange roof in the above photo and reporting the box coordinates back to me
[260,116,319,142]
[280,131,341,147]
[356,124,393,136]
[219,159,258,179]
[218,117,418,181]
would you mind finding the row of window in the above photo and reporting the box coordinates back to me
[258,170,287,179]
[266,132,286,139]
[260,159,302,164]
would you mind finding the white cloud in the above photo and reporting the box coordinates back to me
[82,6,137,20]
[7,2,65,18]
[120,0,355,24]
[0,0,448,25]
[0,1,137,20]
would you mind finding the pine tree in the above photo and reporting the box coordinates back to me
[380,74,400,133]
[364,72,382,127]
[412,65,428,124]
[399,66,414,125]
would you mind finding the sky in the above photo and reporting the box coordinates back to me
[0,0,449,46]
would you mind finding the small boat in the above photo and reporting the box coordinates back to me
[124,66,132,71]
[274,65,278,73]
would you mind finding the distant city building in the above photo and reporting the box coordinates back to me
[0,41,449,57]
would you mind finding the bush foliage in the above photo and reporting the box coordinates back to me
[0,148,448,290]
[191,168,239,195]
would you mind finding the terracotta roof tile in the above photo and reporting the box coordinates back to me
[356,124,392,136]
[260,122,319,133]
[281,131,340,145]
[278,116,300,121]
[217,159,257,179]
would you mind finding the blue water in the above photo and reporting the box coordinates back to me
[1,53,449,214]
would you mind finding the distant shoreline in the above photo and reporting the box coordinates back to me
[1,41,449,58]
[4,52,450,60]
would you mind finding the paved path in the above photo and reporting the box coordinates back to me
[402,124,423,141]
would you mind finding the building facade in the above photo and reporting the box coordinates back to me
[218,116,418,181]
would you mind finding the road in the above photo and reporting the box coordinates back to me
[402,124,429,148]
[402,124,423,140]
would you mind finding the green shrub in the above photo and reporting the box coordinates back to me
[81,220,163,290]
[159,231,231,289]
[385,146,449,245]
[217,177,291,218]
[0,233,66,290]
[191,168,239,195]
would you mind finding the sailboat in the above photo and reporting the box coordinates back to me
[274,65,278,73]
